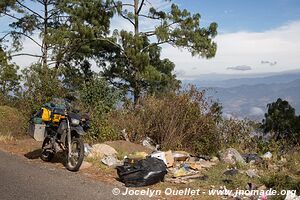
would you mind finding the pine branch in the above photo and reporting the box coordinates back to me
[16,0,44,19]
[1,11,21,21]
[11,53,43,58]
[137,0,145,15]
[11,31,42,48]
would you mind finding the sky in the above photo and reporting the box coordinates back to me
[1,0,300,79]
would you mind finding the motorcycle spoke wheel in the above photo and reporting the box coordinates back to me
[66,137,84,172]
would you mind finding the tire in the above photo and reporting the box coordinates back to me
[65,137,84,172]
[40,137,54,162]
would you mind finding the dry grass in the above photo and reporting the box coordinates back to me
[0,105,26,137]
[0,134,14,143]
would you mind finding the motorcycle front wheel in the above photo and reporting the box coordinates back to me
[40,137,54,162]
[65,137,84,172]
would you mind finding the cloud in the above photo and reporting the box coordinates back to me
[161,21,300,79]
[227,65,252,71]
[261,60,277,66]
[249,107,265,116]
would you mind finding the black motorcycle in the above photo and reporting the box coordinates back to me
[39,106,89,172]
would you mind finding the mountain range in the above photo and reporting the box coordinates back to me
[182,69,300,121]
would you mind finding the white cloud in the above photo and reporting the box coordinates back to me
[162,21,300,79]
[227,65,252,71]
[249,107,265,116]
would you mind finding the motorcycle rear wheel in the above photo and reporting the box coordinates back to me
[65,137,84,172]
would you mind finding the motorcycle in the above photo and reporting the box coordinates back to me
[35,102,89,172]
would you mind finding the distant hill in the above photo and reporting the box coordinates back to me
[182,70,300,120]
[184,69,300,88]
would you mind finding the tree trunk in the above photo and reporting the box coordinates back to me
[134,0,139,35]
[42,0,48,68]
[133,86,141,105]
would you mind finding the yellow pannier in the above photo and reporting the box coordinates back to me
[41,107,51,122]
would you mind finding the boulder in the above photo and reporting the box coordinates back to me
[219,148,246,165]
[88,143,118,158]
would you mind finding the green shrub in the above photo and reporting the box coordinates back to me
[80,76,121,142]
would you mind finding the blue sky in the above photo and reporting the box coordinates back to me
[173,0,300,32]
[1,0,300,78]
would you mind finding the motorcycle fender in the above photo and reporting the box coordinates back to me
[71,126,86,136]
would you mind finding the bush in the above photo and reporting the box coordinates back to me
[217,119,260,151]
[109,86,221,155]
[80,76,121,142]
[0,106,25,137]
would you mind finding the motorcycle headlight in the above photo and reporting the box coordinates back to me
[71,118,80,126]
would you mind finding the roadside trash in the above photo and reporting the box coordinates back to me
[172,151,190,161]
[285,191,300,200]
[262,151,272,159]
[142,137,156,150]
[242,153,263,163]
[116,157,167,187]
[101,155,123,167]
[219,148,246,165]
[88,143,118,158]
[164,150,174,167]
[197,160,216,168]
[151,151,167,165]
[84,143,92,156]
[245,182,257,190]
[120,129,130,142]
[173,167,190,177]
[188,162,202,170]
[223,168,239,176]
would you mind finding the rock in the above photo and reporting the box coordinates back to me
[101,155,123,167]
[88,143,118,158]
[210,156,219,162]
[223,168,239,176]
[219,148,246,165]
[242,153,263,163]
[80,161,92,169]
[262,151,272,159]
[246,169,259,178]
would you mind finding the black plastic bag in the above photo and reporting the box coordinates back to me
[116,157,167,187]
